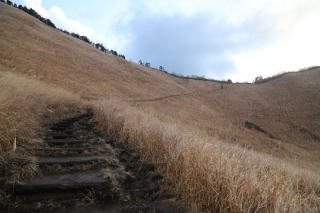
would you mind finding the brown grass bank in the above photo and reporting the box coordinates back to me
[92,99,320,212]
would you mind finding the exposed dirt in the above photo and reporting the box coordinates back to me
[2,110,186,213]
[244,121,277,139]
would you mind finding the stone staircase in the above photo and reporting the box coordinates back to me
[3,110,186,213]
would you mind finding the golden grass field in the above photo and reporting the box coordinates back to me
[1,2,320,212]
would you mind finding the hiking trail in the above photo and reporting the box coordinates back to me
[3,110,186,213]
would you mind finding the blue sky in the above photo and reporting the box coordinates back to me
[11,0,320,82]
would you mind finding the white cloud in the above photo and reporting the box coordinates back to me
[23,0,97,43]
[225,0,320,82]
[23,0,47,17]
[48,6,95,38]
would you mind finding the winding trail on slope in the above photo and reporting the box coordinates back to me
[127,85,231,103]
[128,93,192,103]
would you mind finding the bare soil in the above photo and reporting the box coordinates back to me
[2,110,186,213]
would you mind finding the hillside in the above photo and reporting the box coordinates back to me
[1,2,320,212]
[1,2,320,170]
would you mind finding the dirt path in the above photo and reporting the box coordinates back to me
[128,93,192,103]
[3,110,186,213]
[126,87,224,103]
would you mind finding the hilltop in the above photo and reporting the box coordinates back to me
[1,2,320,212]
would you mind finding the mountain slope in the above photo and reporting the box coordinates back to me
[1,2,320,212]
[1,2,319,170]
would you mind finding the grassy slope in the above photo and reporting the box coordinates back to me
[1,3,320,211]
[1,3,319,170]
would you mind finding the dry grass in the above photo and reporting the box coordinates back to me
[1,2,320,212]
[0,71,82,181]
[0,71,81,153]
[93,98,320,212]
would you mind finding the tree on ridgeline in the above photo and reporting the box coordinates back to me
[61,29,70,35]
[6,0,12,5]
[71,32,80,39]
[139,60,143,65]
[159,65,164,71]
[100,44,107,53]
[145,62,150,68]
[43,18,56,28]
[255,75,263,83]
[110,50,118,56]
[79,35,91,45]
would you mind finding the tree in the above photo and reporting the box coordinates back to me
[61,29,70,35]
[6,0,12,5]
[255,75,263,83]
[145,62,150,68]
[95,43,107,53]
[159,65,164,71]
[138,60,143,65]
[44,18,56,28]
[110,50,118,56]
[100,44,106,53]
[71,32,80,39]
[80,35,91,44]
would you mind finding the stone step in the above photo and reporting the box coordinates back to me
[33,146,102,152]
[38,156,107,166]
[16,191,76,204]
[7,171,107,194]
[34,149,112,158]
[50,134,75,139]
[45,140,88,146]
[48,112,92,127]
[52,122,73,128]
[48,130,74,136]
[49,126,70,131]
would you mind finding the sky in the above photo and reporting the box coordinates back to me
[10,0,320,82]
